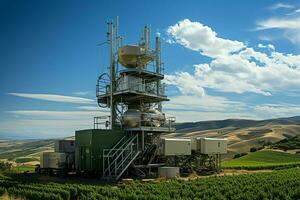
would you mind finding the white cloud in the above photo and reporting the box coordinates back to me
[1,94,105,137]
[165,110,257,122]
[1,110,110,137]
[258,43,266,48]
[268,44,275,50]
[165,72,205,97]
[0,119,92,137]
[258,43,275,50]
[164,94,245,112]
[256,17,300,30]
[269,3,294,10]
[258,35,276,41]
[167,19,245,58]
[254,104,300,118]
[6,110,108,120]
[9,93,95,104]
[288,8,300,15]
[256,6,300,45]
[162,94,259,122]
[73,91,91,96]
[78,106,105,111]
[166,19,300,96]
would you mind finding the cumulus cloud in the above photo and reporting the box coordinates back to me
[258,43,275,50]
[167,19,245,58]
[165,72,205,97]
[9,93,95,104]
[165,19,300,96]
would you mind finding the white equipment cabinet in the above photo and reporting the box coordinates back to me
[160,138,191,156]
[40,152,66,169]
[193,137,227,154]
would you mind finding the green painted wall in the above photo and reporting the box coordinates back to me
[75,129,124,172]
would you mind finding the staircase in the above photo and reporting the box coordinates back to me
[102,135,140,181]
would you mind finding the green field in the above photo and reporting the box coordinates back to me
[0,169,300,199]
[222,150,300,169]
[13,165,36,173]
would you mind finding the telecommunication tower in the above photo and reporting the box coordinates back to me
[95,17,175,181]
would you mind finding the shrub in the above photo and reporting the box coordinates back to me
[240,152,248,157]
[233,154,241,159]
[1,167,300,199]
[0,162,12,172]
[250,147,257,152]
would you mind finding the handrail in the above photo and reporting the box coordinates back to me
[104,136,134,159]
[115,77,166,96]
[96,73,110,97]
[105,136,126,156]
[103,135,128,176]
[118,62,164,76]
[104,135,137,175]
[129,116,176,131]
[103,135,138,177]
[105,135,136,169]
[115,149,136,172]
[94,116,110,129]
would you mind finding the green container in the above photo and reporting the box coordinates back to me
[75,129,124,172]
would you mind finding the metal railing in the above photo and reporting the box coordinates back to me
[165,116,176,130]
[96,73,110,98]
[124,116,176,132]
[116,79,166,97]
[131,61,165,75]
[102,135,139,181]
[94,116,110,129]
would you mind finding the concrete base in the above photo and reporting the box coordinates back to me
[158,167,179,178]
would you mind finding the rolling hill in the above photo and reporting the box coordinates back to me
[173,116,300,158]
[222,150,300,169]
[0,116,300,164]
[0,139,55,165]
[271,135,300,150]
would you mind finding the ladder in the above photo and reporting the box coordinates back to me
[102,135,140,181]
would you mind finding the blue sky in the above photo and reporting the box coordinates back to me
[1,0,300,139]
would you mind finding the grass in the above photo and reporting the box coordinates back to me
[13,165,36,173]
[222,150,300,170]
[15,157,38,163]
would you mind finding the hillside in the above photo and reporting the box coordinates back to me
[222,150,300,169]
[175,116,300,133]
[0,116,300,164]
[173,116,300,158]
[0,139,55,165]
[271,135,300,150]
